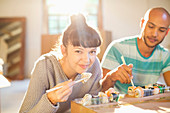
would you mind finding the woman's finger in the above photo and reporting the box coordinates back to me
[57,85,73,100]
[60,89,73,102]
[54,79,73,88]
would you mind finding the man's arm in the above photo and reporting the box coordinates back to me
[163,71,170,86]
[101,68,116,92]
[102,68,111,78]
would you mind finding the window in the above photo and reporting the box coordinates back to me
[45,0,99,34]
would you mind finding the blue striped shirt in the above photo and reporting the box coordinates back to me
[101,36,170,94]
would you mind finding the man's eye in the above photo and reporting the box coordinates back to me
[148,25,154,28]
[159,29,166,32]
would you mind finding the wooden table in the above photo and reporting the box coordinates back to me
[71,93,170,113]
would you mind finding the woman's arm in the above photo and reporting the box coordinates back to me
[19,58,59,113]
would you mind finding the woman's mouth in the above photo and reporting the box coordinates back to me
[79,65,89,69]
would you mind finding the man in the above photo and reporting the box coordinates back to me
[101,7,170,94]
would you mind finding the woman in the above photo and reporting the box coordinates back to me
[19,14,103,113]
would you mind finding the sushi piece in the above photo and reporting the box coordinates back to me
[105,88,120,102]
[81,72,92,83]
[91,95,100,105]
[145,84,153,89]
[158,86,164,93]
[98,92,109,104]
[143,89,152,96]
[109,93,119,102]
[153,86,160,95]
[134,87,144,98]
[105,87,115,97]
[80,94,92,106]
[128,86,136,96]
[164,87,170,93]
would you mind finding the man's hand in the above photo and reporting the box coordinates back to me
[101,64,133,92]
[109,64,133,84]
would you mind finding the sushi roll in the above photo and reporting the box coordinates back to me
[164,87,170,93]
[91,95,100,105]
[105,87,115,97]
[98,92,109,104]
[143,89,152,96]
[158,86,164,93]
[80,94,92,106]
[109,93,119,102]
[128,86,136,96]
[153,86,159,95]
[81,72,92,83]
[134,87,144,98]
[145,84,153,89]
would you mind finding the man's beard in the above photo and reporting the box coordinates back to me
[143,36,164,48]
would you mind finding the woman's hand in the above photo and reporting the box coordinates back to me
[47,79,75,105]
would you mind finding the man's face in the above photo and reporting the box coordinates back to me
[141,12,169,48]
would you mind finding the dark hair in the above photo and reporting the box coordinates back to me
[62,14,102,48]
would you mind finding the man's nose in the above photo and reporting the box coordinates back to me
[152,28,158,37]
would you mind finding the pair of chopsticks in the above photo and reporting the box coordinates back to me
[46,77,87,93]
[121,56,135,87]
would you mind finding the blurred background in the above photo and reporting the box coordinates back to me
[0,0,170,113]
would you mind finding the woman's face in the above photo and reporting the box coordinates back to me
[63,43,97,74]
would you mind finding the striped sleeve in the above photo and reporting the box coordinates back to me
[101,42,122,70]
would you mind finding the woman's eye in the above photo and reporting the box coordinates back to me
[90,51,96,55]
[75,50,82,53]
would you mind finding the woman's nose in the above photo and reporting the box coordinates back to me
[82,53,90,63]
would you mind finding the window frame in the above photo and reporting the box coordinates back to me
[43,0,103,34]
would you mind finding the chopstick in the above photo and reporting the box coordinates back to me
[121,56,135,87]
[74,77,86,84]
[46,77,86,93]
[46,86,63,93]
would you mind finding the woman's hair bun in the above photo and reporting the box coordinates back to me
[70,13,87,26]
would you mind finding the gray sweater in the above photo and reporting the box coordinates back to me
[19,52,102,113]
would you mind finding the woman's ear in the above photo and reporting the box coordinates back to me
[60,45,66,56]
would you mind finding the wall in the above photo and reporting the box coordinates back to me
[0,0,42,78]
[0,0,169,78]
[102,0,170,50]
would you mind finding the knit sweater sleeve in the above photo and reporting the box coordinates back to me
[88,57,103,95]
[19,56,59,113]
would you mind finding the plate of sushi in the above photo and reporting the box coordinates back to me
[127,83,170,98]
[74,88,124,106]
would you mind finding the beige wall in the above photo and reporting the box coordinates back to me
[0,0,169,78]
[102,0,170,50]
